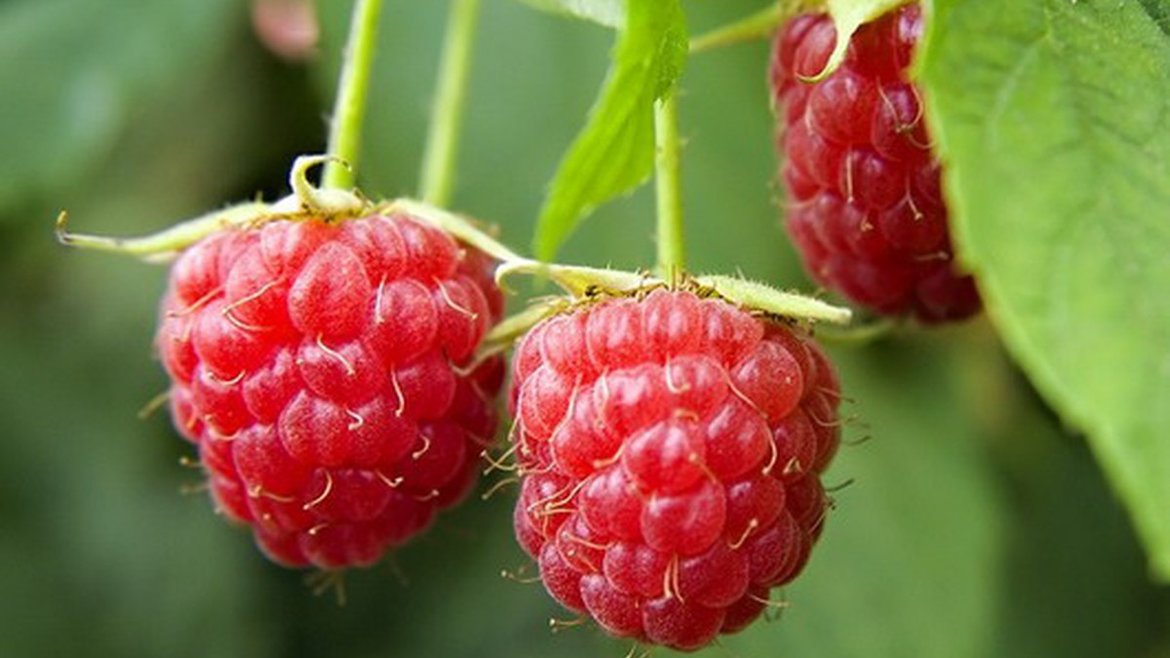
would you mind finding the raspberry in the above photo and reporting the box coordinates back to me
[771,4,981,323]
[508,288,840,651]
[157,212,504,569]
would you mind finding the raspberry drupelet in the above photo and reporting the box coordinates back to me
[509,288,840,651]
[771,4,980,322]
[158,212,504,569]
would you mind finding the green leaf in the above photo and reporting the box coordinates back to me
[513,0,624,28]
[920,0,1170,579]
[531,0,687,260]
[0,0,242,215]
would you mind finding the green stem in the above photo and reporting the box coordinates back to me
[689,0,818,54]
[815,317,897,342]
[322,0,384,190]
[419,0,482,207]
[690,4,781,53]
[654,90,685,277]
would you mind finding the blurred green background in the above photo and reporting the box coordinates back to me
[2,0,1169,656]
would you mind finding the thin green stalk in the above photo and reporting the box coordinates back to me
[419,0,482,207]
[690,3,781,53]
[654,90,685,277]
[322,0,384,190]
[689,0,818,53]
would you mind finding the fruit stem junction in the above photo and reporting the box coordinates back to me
[419,0,482,207]
[322,0,384,190]
[55,156,369,260]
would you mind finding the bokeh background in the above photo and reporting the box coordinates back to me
[3,0,1169,656]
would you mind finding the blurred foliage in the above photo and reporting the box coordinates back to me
[530,0,686,260]
[0,0,1167,656]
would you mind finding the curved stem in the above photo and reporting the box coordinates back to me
[689,1,819,54]
[419,0,482,207]
[322,0,384,190]
[690,4,782,53]
[654,90,685,278]
[815,316,897,343]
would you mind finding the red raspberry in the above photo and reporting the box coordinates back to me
[771,4,980,323]
[509,288,840,651]
[157,212,504,569]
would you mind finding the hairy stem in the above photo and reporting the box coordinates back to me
[419,0,482,207]
[654,90,685,277]
[322,0,384,190]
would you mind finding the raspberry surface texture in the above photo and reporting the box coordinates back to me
[509,289,840,651]
[771,4,980,322]
[158,212,504,569]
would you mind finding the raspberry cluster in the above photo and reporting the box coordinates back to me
[771,4,980,322]
[509,289,839,651]
[157,212,503,569]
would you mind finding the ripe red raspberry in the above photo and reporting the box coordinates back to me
[509,288,840,651]
[157,212,504,569]
[771,4,980,323]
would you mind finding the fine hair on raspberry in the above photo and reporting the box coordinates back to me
[508,288,840,651]
[771,3,980,322]
[157,212,504,569]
